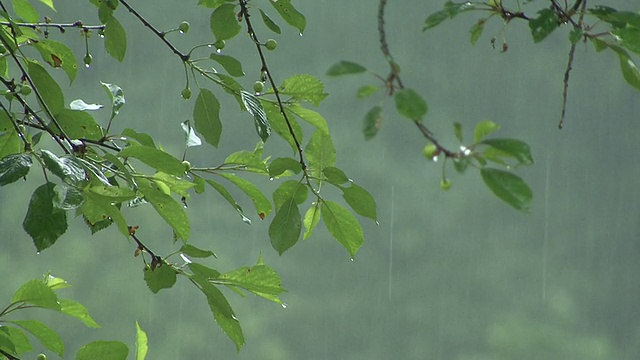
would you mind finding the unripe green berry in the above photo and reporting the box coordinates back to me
[253,81,265,93]
[213,39,226,50]
[181,87,192,100]
[423,144,438,160]
[19,84,32,96]
[440,178,452,191]
[178,21,190,34]
[37,354,47,360]
[265,39,277,51]
[83,53,93,67]
[182,160,192,172]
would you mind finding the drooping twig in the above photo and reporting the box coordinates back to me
[377,0,458,158]
[558,0,587,129]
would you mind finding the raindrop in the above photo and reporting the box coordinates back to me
[183,204,188,209]
[298,32,303,37]
[207,44,212,48]
[350,257,354,262]
[216,48,222,54]
[281,303,288,309]
[36,251,40,255]
[432,156,438,162]
[98,34,105,38]
[375,220,380,226]
[84,63,90,69]
[269,177,274,181]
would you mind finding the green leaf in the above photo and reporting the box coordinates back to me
[259,9,281,34]
[423,1,476,31]
[322,200,364,257]
[12,279,60,310]
[101,82,125,119]
[53,183,85,210]
[262,99,302,153]
[205,179,251,224]
[153,172,195,197]
[137,178,190,241]
[480,168,532,212]
[268,157,302,178]
[0,154,31,186]
[287,103,330,135]
[341,183,377,221]
[454,122,463,142]
[589,6,640,29]
[273,180,307,210]
[481,138,534,165]
[194,88,222,147]
[104,16,127,61]
[32,39,78,83]
[2,326,31,355]
[198,0,235,8]
[240,91,271,142]
[118,145,185,176]
[469,18,486,44]
[210,53,245,77]
[11,0,38,22]
[121,128,154,148]
[473,120,500,143]
[529,8,559,43]
[269,197,302,255]
[40,150,87,185]
[323,166,349,185]
[305,130,336,178]
[59,299,100,328]
[362,105,382,140]
[224,149,268,173]
[22,183,67,252]
[217,172,272,218]
[614,47,640,91]
[326,60,367,76]
[180,244,216,258]
[135,322,148,360]
[81,190,129,237]
[28,60,64,114]
[143,264,177,293]
[569,27,584,44]
[268,0,306,34]
[76,340,129,360]
[189,262,221,279]
[394,88,428,121]
[0,129,22,160]
[280,74,328,106]
[38,0,55,10]
[55,109,103,140]
[357,84,378,98]
[302,203,321,240]
[214,264,286,304]
[210,3,241,41]
[190,275,244,351]
[9,320,63,357]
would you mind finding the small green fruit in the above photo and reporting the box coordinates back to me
[423,144,439,160]
[265,39,278,51]
[37,354,47,360]
[181,87,192,100]
[178,21,190,34]
[0,44,6,54]
[214,39,226,50]
[440,178,452,191]
[19,84,32,96]
[182,160,192,172]
[83,53,93,67]
[253,81,265,93]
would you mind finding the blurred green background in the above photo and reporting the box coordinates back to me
[2,1,640,359]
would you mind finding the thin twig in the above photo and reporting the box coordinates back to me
[118,0,189,62]
[0,20,105,32]
[558,0,587,128]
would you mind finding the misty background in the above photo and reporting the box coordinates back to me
[1,1,639,359]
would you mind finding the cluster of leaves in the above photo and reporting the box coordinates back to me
[423,1,640,124]
[0,0,377,354]
[0,274,153,360]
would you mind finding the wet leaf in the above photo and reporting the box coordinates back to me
[135,321,148,360]
[423,1,476,31]
[9,320,63,356]
[180,244,216,258]
[118,145,185,176]
[259,9,281,34]
[144,264,177,293]
[280,74,328,106]
[59,299,100,328]
[76,340,129,360]
[28,60,64,114]
[210,3,241,41]
[210,53,245,77]
[473,120,500,143]
[341,183,377,221]
[322,200,364,257]
[218,172,272,218]
[480,168,532,212]
[22,183,67,252]
[529,8,559,43]
[104,16,127,61]
[305,130,336,178]
[269,197,302,255]
[362,105,382,140]
[481,138,534,165]
[0,154,32,186]
[214,263,286,304]
[241,91,271,142]
[268,157,302,178]
[469,18,486,44]
[12,279,61,310]
[302,203,321,240]
[272,180,307,210]
[137,178,190,241]
[194,88,222,147]
[326,60,367,76]
[394,88,427,121]
[205,179,251,224]
[269,0,306,34]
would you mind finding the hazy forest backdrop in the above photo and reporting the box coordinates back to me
[2,0,640,359]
